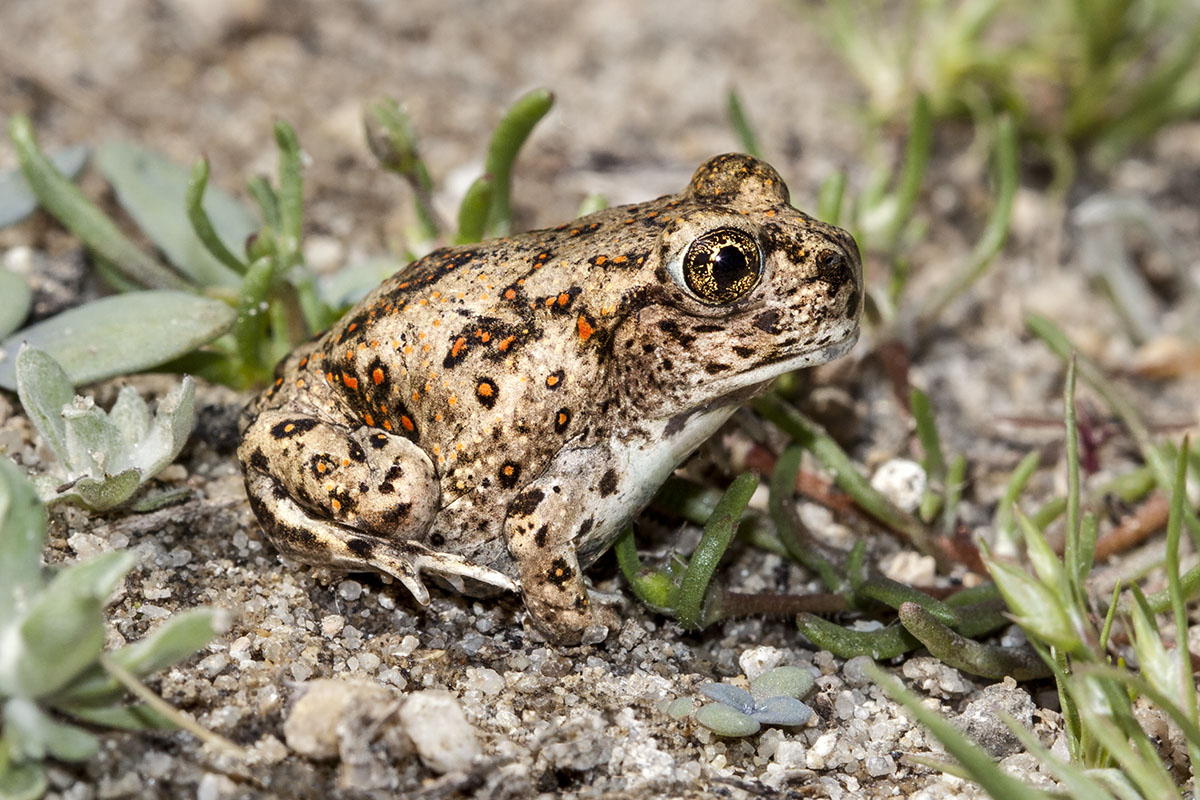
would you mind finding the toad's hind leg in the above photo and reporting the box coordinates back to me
[238,410,516,602]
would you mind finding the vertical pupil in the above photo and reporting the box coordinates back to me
[711,244,748,291]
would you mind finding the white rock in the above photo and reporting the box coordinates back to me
[869,458,927,513]
[283,679,394,760]
[398,690,481,773]
[774,739,807,767]
[738,646,785,681]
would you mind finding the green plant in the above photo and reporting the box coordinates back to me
[14,346,194,510]
[871,354,1200,798]
[818,0,1200,174]
[693,666,815,737]
[2,89,555,391]
[0,457,225,800]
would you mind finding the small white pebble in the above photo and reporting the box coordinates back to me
[320,614,345,637]
[806,731,837,770]
[869,458,927,513]
[283,679,393,759]
[842,655,874,687]
[738,646,785,681]
[394,634,420,657]
[337,580,363,601]
[464,667,505,696]
[866,754,897,776]
[399,690,481,774]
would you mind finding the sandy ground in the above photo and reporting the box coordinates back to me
[3,1,1200,798]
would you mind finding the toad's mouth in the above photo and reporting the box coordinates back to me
[737,328,859,384]
[695,328,860,408]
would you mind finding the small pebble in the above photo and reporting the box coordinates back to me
[398,690,481,773]
[283,679,394,760]
[738,646,785,680]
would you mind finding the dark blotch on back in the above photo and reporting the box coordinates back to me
[598,469,619,498]
[270,418,320,439]
[509,488,544,517]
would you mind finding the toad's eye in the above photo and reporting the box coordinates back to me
[682,228,762,304]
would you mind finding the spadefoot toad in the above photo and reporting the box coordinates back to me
[238,153,862,643]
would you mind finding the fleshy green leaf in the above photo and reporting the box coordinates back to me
[55,701,174,731]
[62,400,122,476]
[7,115,190,292]
[53,608,218,708]
[695,702,760,736]
[54,469,142,510]
[0,269,32,338]
[3,698,98,763]
[0,291,236,391]
[107,385,152,443]
[0,458,46,623]
[0,757,47,800]
[751,696,812,726]
[13,550,134,697]
[0,145,88,229]
[94,141,254,289]
[749,666,815,701]
[14,345,74,463]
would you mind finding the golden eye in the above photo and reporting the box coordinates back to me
[682,228,761,304]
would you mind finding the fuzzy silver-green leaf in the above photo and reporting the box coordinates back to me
[0,291,236,391]
[0,458,46,622]
[13,550,134,697]
[0,268,32,338]
[14,345,74,464]
[53,608,218,708]
[95,141,254,289]
[0,145,88,229]
[53,469,142,510]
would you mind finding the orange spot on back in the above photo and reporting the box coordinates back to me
[498,335,515,351]
[364,412,375,426]
[577,315,595,342]
[451,337,467,358]
[343,375,359,390]
[401,415,414,431]
[372,367,385,385]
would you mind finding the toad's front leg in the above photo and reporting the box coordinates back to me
[503,474,620,644]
